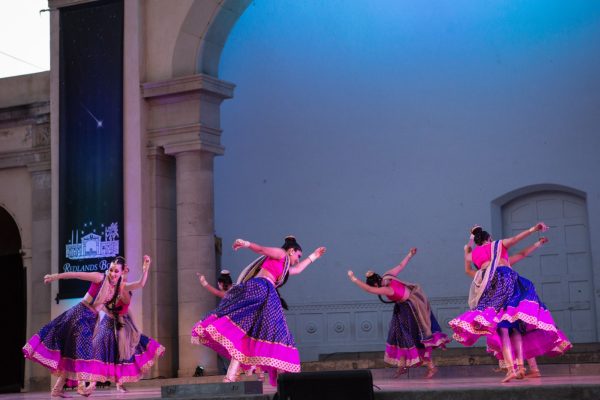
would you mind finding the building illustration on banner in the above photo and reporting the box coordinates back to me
[65,221,120,260]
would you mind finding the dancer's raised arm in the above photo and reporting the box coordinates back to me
[198,273,226,298]
[347,271,394,296]
[44,271,104,284]
[509,237,548,265]
[125,255,151,291]
[502,222,548,249]
[289,246,326,275]
[384,248,417,277]
[233,238,286,259]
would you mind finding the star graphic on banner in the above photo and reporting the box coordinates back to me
[81,103,104,128]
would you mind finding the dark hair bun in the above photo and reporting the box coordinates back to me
[472,226,490,245]
[282,235,302,251]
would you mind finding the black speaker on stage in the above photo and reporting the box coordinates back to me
[275,369,374,400]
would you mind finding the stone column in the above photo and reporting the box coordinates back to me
[171,149,218,376]
[26,161,52,390]
[142,73,235,377]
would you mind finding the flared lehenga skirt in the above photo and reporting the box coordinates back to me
[91,314,165,383]
[384,301,450,368]
[191,277,300,385]
[22,302,108,381]
[449,266,571,361]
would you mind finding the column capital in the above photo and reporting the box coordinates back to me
[150,123,224,157]
[142,73,235,102]
[27,160,51,174]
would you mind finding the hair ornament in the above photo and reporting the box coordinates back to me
[365,270,375,278]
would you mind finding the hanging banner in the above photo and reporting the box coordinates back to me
[58,0,124,300]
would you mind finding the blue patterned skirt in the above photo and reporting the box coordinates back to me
[384,301,450,367]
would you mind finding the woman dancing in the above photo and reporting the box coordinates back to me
[450,224,571,382]
[191,236,326,386]
[198,270,236,376]
[22,257,126,397]
[347,248,450,378]
[84,255,165,394]
[198,269,233,299]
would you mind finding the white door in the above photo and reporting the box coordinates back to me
[502,191,596,342]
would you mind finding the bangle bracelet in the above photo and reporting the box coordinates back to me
[351,277,357,282]
[308,254,317,263]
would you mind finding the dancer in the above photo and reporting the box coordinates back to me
[466,236,549,377]
[191,236,326,386]
[84,255,165,395]
[450,224,571,382]
[497,237,568,378]
[198,270,233,299]
[22,257,126,397]
[347,248,450,378]
[198,270,236,376]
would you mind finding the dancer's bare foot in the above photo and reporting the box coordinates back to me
[51,377,70,398]
[116,383,127,393]
[50,390,71,398]
[425,366,438,379]
[223,376,237,383]
[525,369,541,378]
[516,364,526,379]
[394,367,408,378]
[501,369,517,383]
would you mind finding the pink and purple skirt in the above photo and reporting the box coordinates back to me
[449,266,571,361]
[191,277,300,385]
[91,314,165,383]
[384,301,450,368]
[22,302,107,381]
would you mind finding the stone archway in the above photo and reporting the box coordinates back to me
[171,0,253,78]
[0,206,25,392]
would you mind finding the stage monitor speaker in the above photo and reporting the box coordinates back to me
[275,369,374,400]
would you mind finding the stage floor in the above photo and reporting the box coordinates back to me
[3,374,600,399]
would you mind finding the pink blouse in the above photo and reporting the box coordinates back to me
[261,257,286,281]
[386,280,408,302]
[472,243,509,269]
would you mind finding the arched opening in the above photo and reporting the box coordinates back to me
[500,189,596,343]
[0,207,25,392]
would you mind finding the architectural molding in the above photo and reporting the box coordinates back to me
[149,123,224,156]
[0,148,50,170]
[142,74,235,101]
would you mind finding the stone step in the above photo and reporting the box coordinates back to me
[125,362,600,392]
[161,381,263,399]
[310,342,600,370]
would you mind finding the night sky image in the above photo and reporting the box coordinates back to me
[58,0,124,299]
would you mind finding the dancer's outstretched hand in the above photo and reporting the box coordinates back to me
[197,273,208,287]
[535,222,549,232]
[233,239,250,251]
[44,274,57,284]
[309,247,327,262]
[347,270,355,280]
[142,255,152,272]
[539,237,549,244]
[409,247,417,256]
